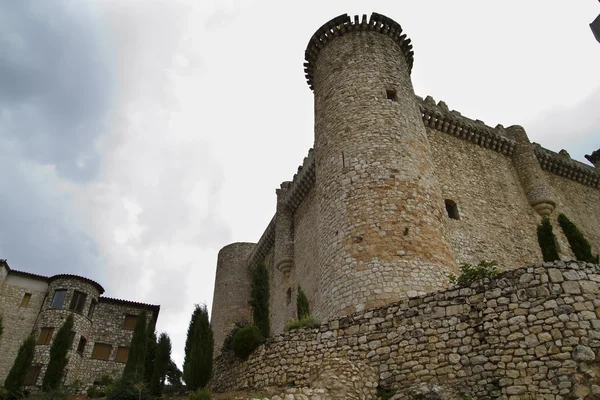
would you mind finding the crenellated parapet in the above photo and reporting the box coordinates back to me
[278,149,316,210]
[418,95,516,157]
[585,148,600,168]
[534,144,600,189]
[304,13,414,90]
[247,215,276,270]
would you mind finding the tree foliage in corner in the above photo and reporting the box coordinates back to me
[537,217,560,262]
[250,263,270,338]
[150,333,171,397]
[183,304,213,391]
[123,311,147,381]
[558,214,599,263]
[4,335,36,399]
[42,313,74,391]
[449,260,500,287]
[297,285,310,320]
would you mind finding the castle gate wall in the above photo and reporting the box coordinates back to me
[544,172,600,259]
[0,275,48,382]
[427,128,543,267]
[212,261,600,399]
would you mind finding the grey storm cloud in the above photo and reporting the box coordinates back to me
[0,0,114,182]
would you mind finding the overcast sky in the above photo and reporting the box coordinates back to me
[1,0,599,367]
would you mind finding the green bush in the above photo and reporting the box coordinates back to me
[558,214,598,263]
[0,387,9,400]
[250,263,270,338]
[100,375,114,387]
[296,286,310,320]
[39,386,69,400]
[220,321,247,353]
[284,316,320,332]
[231,325,264,360]
[87,386,106,398]
[537,217,560,262]
[449,260,500,287]
[107,378,152,400]
[188,388,212,400]
[4,335,36,399]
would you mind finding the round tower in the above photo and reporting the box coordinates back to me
[33,275,104,385]
[210,242,256,356]
[305,13,457,318]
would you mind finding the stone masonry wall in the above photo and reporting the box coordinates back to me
[212,261,600,399]
[428,128,543,268]
[0,275,48,381]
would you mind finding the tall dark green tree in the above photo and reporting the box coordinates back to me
[183,304,213,390]
[250,263,270,338]
[143,318,157,385]
[123,311,147,380]
[42,314,74,391]
[150,333,172,396]
[182,305,201,385]
[558,214,598,263]
[297,285,310,320]
[4,335,36,399]
[537,217,560,262]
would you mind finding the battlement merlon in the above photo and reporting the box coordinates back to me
[586,148,600,168]
[304,13,414,91]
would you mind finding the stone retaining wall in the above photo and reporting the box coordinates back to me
[212,261,600,399]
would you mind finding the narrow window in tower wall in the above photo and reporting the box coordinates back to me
[386,89,397,102]
[20,293,32,307]
[286,288,292,305]
[445,199,460,220]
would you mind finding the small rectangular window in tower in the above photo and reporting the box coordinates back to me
[50,289,67,309]
[37,327,54,345]
[20,293,32,307]
[386,89,397,102]
[24,365,42,386]
[69,290,87,313]
[91,343,112,360]
[445,199,460,220]
[286,288,292,305]
[77,336,87,355]
[123,314,138,330]
[115,346,129,363]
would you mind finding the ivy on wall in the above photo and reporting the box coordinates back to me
[558,214,599,263]
[537,217,560,262]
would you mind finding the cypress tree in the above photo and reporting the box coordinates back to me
[537,217,560,262]
[250,263,270,338]
[150,333,171,396]
[182,305,201,385]
[42,313,74,391]
[123,311,147,381]
[558,214,598,263]
[143,318,157,385]
[4,335,36,399]
[183,304,213,390]
[297,285,310,320]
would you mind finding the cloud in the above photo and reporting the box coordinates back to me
[0,1,114,182]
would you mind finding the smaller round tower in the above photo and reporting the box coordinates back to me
[210,242,256,356]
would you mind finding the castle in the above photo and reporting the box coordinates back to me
[210,12,600,358]
[0,260,160,388]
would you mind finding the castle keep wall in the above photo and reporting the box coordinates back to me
[427,127,543,267]
[212,261,600,399]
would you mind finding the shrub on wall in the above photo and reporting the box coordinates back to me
[42,313,74,391]
[297,285,310,320]
[449,261,500,287]
[4,335,36,399]
[231,325,264,360]
[537,217,560,262]
[284,316,319,332]
[250,263,270,338]
[221,321,247,354]
[558,214,599,263]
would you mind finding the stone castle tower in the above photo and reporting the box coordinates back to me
[211,13,600,355]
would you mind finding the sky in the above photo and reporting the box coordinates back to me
[1,0,599,368]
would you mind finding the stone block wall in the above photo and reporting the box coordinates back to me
[212,261,600,399]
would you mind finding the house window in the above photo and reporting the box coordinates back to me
[123,314,138,330]
[115,346,129,363]
[386,89,397,102]
[20,293,32,307]
[24,365,42,386]
[77,336,87,355]
[445,199,460,220]
[37,327,54,345]
[91,343,112,360]
[286,288,292,305]
[50,290,67,309]
[88,299,97,319]
[69,290,87,313]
